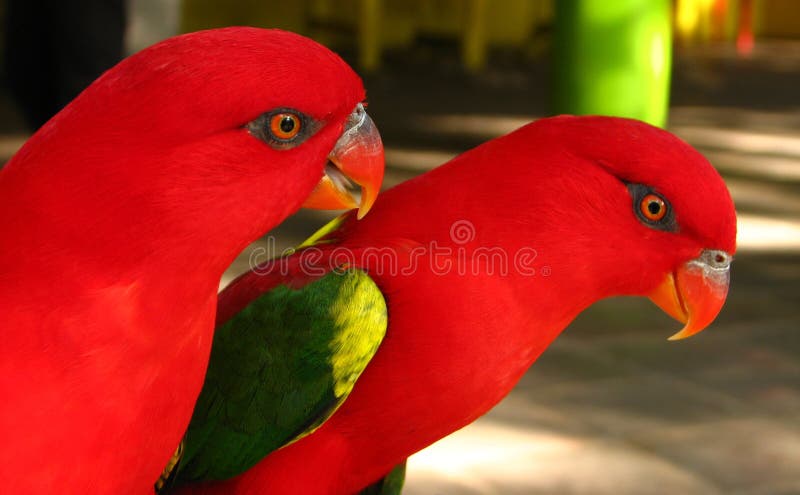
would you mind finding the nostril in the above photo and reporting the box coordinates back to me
[702,249,731,269]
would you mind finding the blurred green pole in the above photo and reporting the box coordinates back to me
[553,0,672,128]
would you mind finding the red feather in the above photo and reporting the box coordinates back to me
[0,28,364,493]
[184,116,736,494]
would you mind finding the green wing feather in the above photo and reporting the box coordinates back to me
[359,461,407,495]
[168,268,387,486]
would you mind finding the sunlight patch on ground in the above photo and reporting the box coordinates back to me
[670,106,800,132]
[737,214,800,252]
[403,418,718,495]
[725,178,800,215]
[704,149,800,182]
[385,147,457,171]
[408,420,579,479]
[0,135,28,162]
[671,125,800,158]
[422,114,534,139]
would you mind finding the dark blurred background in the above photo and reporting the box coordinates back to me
[1,1,798,493]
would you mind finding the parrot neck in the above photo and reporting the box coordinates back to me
[0,136,294,304]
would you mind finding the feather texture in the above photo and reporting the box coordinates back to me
[166,269,387,485]
[0,27,366,494]
[174,116,737,495]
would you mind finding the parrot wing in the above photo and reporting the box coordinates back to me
[164,264,387,488]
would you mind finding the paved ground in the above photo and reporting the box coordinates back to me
[2,38,798,494]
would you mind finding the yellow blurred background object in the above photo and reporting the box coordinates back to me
[180,0,554,72]
[177,0,800,73]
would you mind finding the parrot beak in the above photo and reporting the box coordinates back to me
[648,249,733,340]
[302,103,384,219]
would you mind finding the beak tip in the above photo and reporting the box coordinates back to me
[356,186,380,220]
[667,328,691,341]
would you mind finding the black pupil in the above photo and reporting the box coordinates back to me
[279,116,296,134]
[647,200,662,215]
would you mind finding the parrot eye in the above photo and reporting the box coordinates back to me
[247,108,315,149]
[640,194,666,221]
[627,184,677,232]
[269,113,301,140]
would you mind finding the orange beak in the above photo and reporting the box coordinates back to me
[302,103,384,219]
[648,249,733,340]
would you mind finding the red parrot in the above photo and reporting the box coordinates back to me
[169,115,736,494]
[0,28,383,493]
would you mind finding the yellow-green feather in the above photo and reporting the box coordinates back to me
[162,268,387,489]
[330,283,386,397]
[294,212,349,250]
[359,461,407,495]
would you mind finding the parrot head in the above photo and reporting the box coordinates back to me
[99,27,384,219]
[12,27,383,267]
[494,115,737,339]
[551,116,735,339]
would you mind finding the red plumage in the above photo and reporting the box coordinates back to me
[0,28,366,493]
[185,116,736,494]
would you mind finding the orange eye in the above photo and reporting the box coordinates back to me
[640,193,667,221]
[269,113,302,140]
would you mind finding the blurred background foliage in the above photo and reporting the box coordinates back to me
[3,0,799,131]
[0,0,795,132]
[173,0,795,127]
